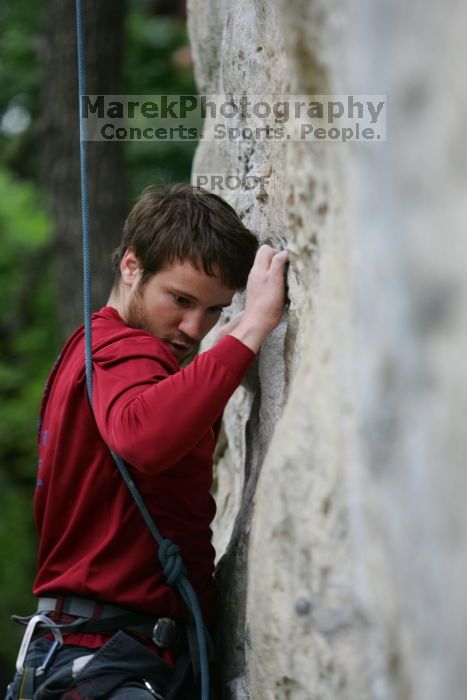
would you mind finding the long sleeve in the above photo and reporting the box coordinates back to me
[92,334,255,474]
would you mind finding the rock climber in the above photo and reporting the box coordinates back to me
[4,183,289,700]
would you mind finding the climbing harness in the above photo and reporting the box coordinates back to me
[10,3,211,699]
[12,597,200,700]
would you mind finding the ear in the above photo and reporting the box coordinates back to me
[120,247,141,287]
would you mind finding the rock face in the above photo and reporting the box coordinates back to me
[187,1,467,699]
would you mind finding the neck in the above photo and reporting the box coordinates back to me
[107,283,128,321]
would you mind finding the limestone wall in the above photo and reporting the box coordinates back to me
[187,1,467,698]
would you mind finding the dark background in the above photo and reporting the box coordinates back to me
[0,0,196,683]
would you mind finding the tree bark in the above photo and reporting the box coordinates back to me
[41,0,127,338]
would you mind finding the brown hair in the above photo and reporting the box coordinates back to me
[112,184,259,290]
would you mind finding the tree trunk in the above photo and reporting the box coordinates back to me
[41,0,127,338]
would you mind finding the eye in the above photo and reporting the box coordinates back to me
[208,307,224,314]
[173,294,191,307]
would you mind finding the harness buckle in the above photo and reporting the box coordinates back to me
[151,618,178,648]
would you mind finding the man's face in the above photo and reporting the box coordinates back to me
[125,259,236,363]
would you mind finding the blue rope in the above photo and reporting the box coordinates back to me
[76,0,93,403]
[75,2,210,697]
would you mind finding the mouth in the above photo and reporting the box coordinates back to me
[166,341,193,359]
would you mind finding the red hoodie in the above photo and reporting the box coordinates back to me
[33,306,255,644]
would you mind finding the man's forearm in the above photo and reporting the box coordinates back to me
[228,319,269,354]
[93,335,256,474]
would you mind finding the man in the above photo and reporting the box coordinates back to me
[5,184,288,700]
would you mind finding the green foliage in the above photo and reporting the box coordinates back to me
[0,167,58,682]
[0,0,43,178]
[0,488,38,674]
[0,0,42,103]
[125,12,196,94]
[124,8,198,195]
[0,168,58,483]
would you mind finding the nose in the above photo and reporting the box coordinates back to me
[177,310,210,343]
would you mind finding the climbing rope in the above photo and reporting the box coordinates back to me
[75,2,210,698]
[75,0,92,402]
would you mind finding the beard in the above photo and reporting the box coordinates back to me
[125,285,198,366]
[125,285,149,333]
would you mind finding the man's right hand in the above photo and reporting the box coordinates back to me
[228,244,289,353]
